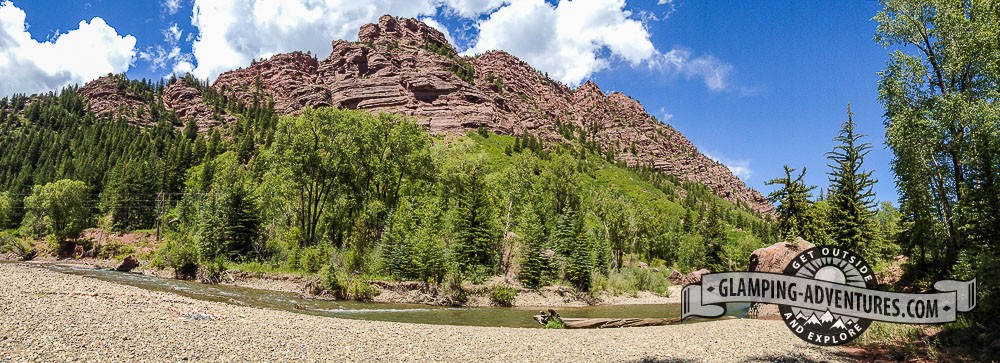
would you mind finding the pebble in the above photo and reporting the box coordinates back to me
[0,263,851,362]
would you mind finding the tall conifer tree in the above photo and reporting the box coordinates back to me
[826,104,877,256]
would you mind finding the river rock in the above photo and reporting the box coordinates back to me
[116,255,140,272]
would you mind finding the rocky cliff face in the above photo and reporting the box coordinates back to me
[76,15,774,216]
[78,76,151,126]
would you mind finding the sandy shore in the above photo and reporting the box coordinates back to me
[0,263,853,362]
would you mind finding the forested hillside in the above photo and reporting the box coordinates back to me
[0,77,773,296]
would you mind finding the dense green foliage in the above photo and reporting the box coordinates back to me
[23,179,90,246]
[875,0,1000,326]
[0,191,12,229]
[0,75,772,292]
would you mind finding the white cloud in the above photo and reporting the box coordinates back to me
[163,0,182,15]
[703,149,752,180]
[175,0,739,92]
[0,1,136,97]
[440,0,508,18]
[658,107,673,123]
[138,23,189,73]
[655,48,733,91]
[463,0,656,86]
[186,0,438,81]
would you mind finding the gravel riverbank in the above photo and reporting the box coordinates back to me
[0,263,852,362]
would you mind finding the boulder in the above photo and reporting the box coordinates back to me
[667,269,686,285]
[747,238,815,319]
[116,255,140,272]
[667,268,711,285]
[748,238,815,273]
[686,269,710,284]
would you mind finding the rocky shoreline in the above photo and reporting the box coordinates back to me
[0,262,851,362]
[23,257,679,308]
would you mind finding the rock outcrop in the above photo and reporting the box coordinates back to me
[78,75,152,126]
[747,238,816,274]
[76,14,774,216]
[162,81,232,130]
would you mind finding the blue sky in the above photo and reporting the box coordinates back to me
[0,0,896,204]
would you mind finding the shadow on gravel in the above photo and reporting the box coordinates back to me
[630,358,700,363]
[738,345,855,363]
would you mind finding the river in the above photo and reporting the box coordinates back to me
[27,262,745,328]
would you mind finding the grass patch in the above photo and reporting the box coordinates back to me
[591,266,672,297]
[227,260,312,276]
[850,322,935,361]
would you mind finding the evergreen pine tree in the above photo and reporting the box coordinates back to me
[454,164,496,274]
[826,104,877,255]
[517,208,548,289]
[766,166,826,243]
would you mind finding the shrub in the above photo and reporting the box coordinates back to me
[164,235,199,279]
[97,241,136,260]
[201,256,227,284]
[320,263,378,301]
[445,269,468,304]
[347,279,378,301]
[299,245,328,273]
[320,263,348,298]
[0,232,36,260]
[543,314,565,329]
[600,266,672,297]
[488,283,517,307]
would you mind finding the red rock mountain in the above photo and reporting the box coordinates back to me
[78,15,774,216]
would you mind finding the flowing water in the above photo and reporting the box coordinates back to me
[24,262,745,328]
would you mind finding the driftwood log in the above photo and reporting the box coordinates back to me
[533,309,680,329]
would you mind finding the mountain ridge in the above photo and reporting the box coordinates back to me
[76,14,774,216]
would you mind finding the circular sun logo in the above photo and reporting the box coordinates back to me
[779,246,876,346]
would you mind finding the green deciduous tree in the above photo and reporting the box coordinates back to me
[22,179,90,244]
[876,0,1000,324]
[265,108,432,248]
[875,0,1000,274]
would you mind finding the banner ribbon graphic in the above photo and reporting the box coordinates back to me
[681,272,976,324]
